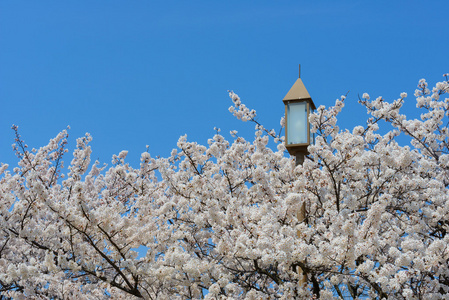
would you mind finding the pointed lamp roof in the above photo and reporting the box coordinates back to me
[283,65,316,110]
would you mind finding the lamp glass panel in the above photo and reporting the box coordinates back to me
[287,102,308,145]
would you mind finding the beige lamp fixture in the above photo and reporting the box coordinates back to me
[283,64,316,164]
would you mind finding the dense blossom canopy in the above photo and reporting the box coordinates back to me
[0,75,449,299]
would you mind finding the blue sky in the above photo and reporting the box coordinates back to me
[1,1,448,168]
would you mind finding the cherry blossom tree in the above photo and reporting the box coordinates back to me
[0,75,448,299]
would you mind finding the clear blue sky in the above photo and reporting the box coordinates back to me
[1,1,448,167]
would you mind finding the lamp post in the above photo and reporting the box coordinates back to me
[283,65,316,289]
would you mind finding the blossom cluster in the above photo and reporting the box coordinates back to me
[0,76,448,299]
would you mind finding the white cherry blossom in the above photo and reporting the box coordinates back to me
[0,76,448,299]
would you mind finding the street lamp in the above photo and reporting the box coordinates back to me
[283,65,316,164]
[283,65,316,289]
